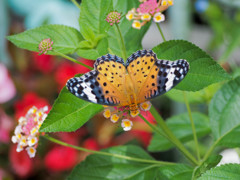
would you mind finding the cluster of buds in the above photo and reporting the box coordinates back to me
[103,101,152,131]
[126,0,174,29]
[12,106,48,158]
[39,38,53,55]
[106,11,121,26]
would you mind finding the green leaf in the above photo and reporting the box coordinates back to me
[198,164,240,180]
[193,155,222,179]
[158,164,193,180]
[148,112,211,152]
[108,0,150,59]
[152,40,231,91]
[209,77,240,146]
[166,83,222,104]
[7,25,83,55]
[79,0,112,41]
[40,87,103,132]
[68,145,161,180]
[76,38,108,60]
[217,126,240,147]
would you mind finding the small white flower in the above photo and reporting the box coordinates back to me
[18,117,26,125]
[141,13,151,21]
[26,147,36,158]
[27,106,37,115]
[153,12,165,23]
[19,136,27,146]
[110,114,119,123]
[30,127,38,136]
[103,109,111,118]
[132,20,142,29]
[14,125,22,135]
[42,106,48,112]
[11,136,18,143]
[121,119,133,131]
[16,144,24,152]
[28,136,38,146]
[140,101,152,111]
[130,109,140,117]
[126,13,134,20]
[41,113,48,121]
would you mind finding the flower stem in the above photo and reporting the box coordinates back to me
[149,107,199,165]
[156,23,166,42]
[71,0,81,9]
[183,92,201,161]
[54,50,93,70]
[43,134,175,166]
[115,23,127,61]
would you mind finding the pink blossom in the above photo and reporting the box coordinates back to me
[0,108,14,143]
[0,63,16,103]
[137,0,159,15]
[106,11,121,26]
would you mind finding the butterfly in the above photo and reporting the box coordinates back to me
[66,50,189,116]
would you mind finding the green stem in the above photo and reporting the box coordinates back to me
[115,23,127,61]
[43,135,174,166]
[149,107,199,165]
[71,0,81,9]
[54,51,93,70]
[183,92,201,161]
[156,23,166,42]
[139,114,171,141]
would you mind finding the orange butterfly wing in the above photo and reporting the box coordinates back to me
[126,50,189,104]
[67,54,129,106]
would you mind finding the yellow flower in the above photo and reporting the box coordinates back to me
[153,12,165,23]
[141,13,151,21]
[121,119,133,131]
[26,147,36,158]
[110,114,120,123]
[140,101,152,111]
[130,109,140,117]
[103,109,111,118]
[132,20,142,29]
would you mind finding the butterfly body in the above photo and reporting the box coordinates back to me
[66,50,189,115]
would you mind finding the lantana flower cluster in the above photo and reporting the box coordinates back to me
[106,11,121,25]
[12,106,48,158]
[103,101,152,131]
[39,38,53,55]
[126,0,174,29]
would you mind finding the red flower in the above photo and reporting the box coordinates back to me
[83,138,100,151]
[54,59,94,90]
[44,146,78,172]
[14,92,50,119]
[130,130,152,147]
[130,111,155,147]
[32,53,55,74]
[9,144,33,178]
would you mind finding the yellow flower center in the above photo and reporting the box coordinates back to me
[31,139,36,144]
[111,114,119,122]
[130,110,140,117]
[134,22,141,27]
[30,148,35,154]
[31,128,37,135]
[103,109,111,118]
[156,15,162,21]
[168,0,173,5]
[142,102,149,110]
[128,14,133,20]
[124,121,131,127]
[162,0,167,6]
[143,14,150,19]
